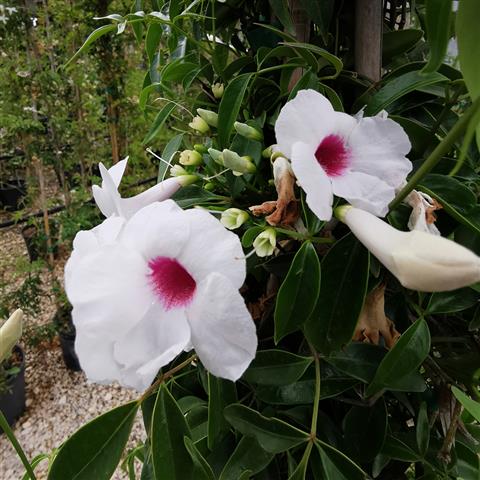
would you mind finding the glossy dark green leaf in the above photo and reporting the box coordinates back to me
[452,386,480,422]
[183,437,215,480]
[162,61,199,83]
[243,350,313,386]
[151,385,194,480]
[426,288,478,314]
[469,304,480,331]
[48,402,137,480]
[287,445,311,480]
[207,374,236,449]
[142,102,176,145]
[456,440,480,480]
[390,116,438,156]
[218,74,253,148]
[299,0,334,42]
[223,404,309,453]
[343,401,388,462]
[305,233,369,355]
[366,318,431,397]
[381,435,420,462]
[315,440,366,480]
[242,226,264,247]
[364,70,448,115]
[275,241,321,342]
[383,29,423,64]
[269,0,294,34]
[423,0,453,73]
[219,436,274,480]
[64,24,116,67]
[416,402,430,456]
[171,185,226,208]
[145,23,163,63]
[157,133,184,182]
[418,174,479,235]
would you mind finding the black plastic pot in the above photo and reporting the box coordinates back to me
[0,346,26,431]
[21,225,39,262]
[0,179,26,211]
[53,308,81,372]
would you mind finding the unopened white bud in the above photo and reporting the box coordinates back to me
[221,208,249,230]
[179,149,203,166]
[222,149,256,174]
[253,228,276,257]
[197,109,218,128]
[189,116,210,134]
[0,309,23,363]
[212,83,224,99]
[234,121,263,141]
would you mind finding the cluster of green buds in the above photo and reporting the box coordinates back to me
[0,309,23,364]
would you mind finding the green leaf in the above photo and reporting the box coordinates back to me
[366,318,431,397]
[157,133,184,182]
[416,402,430,456]
[452,386,480,422]
[171,185,226,208]
[456,0,480,147]
[364,70,448,115]
[183,437,215,480]
[423,0,453,73]
[151,385,194,480]
[243,350,313,386]
[242,226,264,247]
[343,401,387,462]
[162,61,199,83]
[274,242,321,342]
[219,437,274,480]
[299,0,334,42]
[143,102,176,145]
[64,25,116,67]
[207,374,236,449]
[382,29,423,65]
[269,0,294,34]
[418,174,479,235]
[48,402,138,480]
[426,288,478,314]
[304,233,369,354]
[145,23,163,63]
[223,404,309,453]
[381,435,420,462]
[218,74,253,148]
[315,441,367,480]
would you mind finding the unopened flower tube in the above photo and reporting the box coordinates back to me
[336,205,480,292]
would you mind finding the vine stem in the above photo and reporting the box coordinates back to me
[137,354,198,404]
[389,95,480,209]
[0,411,37,480]
[308,341,321,440]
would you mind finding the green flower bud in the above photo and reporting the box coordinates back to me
[208,148,224,165]
[234,121,263,141]
[253,228,276,257]
[179,149,203,166]
[204,182,215,191]
[221,208,249,230]
[222,149,256,174]
[170,164,189,177]
[189,116,210,134]
[262,146,273,158]
[176,174,199,186]
[197,108,218,128]
[194,144,208,154]
[212,82,224,99]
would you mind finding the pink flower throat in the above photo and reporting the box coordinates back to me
[148,257,196,310]
[315,134,350,177]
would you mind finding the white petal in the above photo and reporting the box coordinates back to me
[120,200,190,261]
[121,177,182,218]
[113,303,191,391]
[92,184,116,218]
[67,243,152,336]
[94,163,124,217]
[291,141,334,221]
[178,208,246,289]
[275,89,334,157]
[107,157,128,188]
[187,273,257,381]
[331,171,395,217]
[348,114,412,189]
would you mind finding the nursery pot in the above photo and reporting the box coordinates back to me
[21,225,39,262]
[0,346,26,431]
[0,179,26,211]
[54,308,81,372]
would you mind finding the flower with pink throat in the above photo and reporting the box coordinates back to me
[64,200,257,391]
[275,89,412,220]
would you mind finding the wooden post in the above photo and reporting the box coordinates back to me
[355,0,383,82]
[288,0,311,91]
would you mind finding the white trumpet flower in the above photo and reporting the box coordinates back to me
[336,205,480,292]
[0,309,23,363]
[92,157,188,219]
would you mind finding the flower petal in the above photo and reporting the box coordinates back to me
[113,302,191,391]
[187,273,257,381]
[107,157,128,188]
[348,113,412,188]
[331,170,395,217]
[178,208,246,289]
[121,177,182,218]
[275,89,334,157]
[67,243,152,336]
[291,141,334,221]
[120,200,190,260]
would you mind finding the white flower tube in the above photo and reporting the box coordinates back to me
[0,309,23,363]
[336,205,480,292]
[92,157,193,219]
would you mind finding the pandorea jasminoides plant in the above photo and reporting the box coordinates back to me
[92,157,196,219]
[275,90,412,220]
[65,200,257,390]
[336,205,480,292]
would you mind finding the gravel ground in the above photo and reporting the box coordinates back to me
[0,223,146,479]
